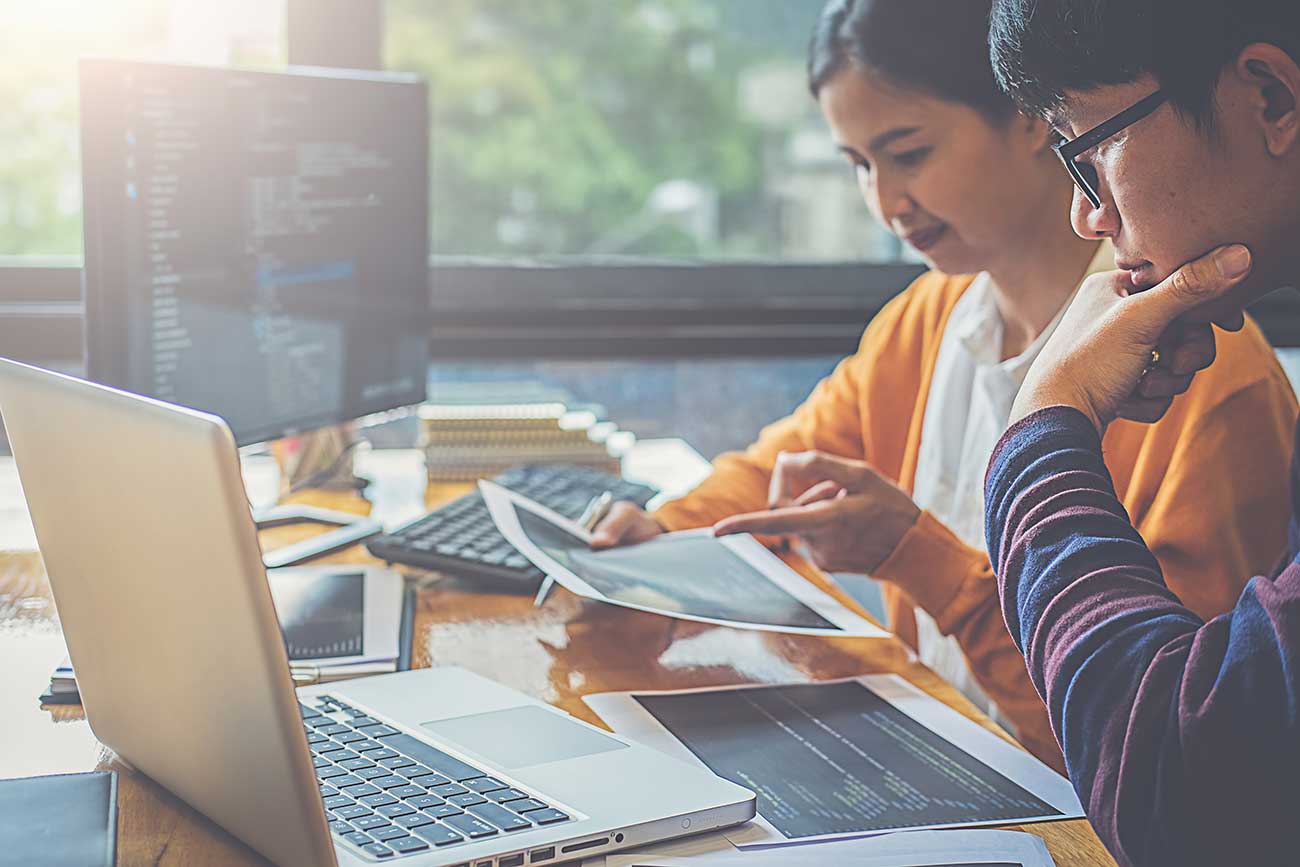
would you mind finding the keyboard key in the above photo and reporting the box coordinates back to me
[362,842,394,858]
[381,734,486,782]
[318,723,351,736]
[430,783,469,798]
[489,788,530,804]
[342,831,373,847]
[370,825,411,842]
[325,750,359,762]
[307,716,339,729]
[350,716,382,728]
[335,731,367,744]
[318,785,339,799]
[377,803,416,819]
[311,756,331,769]
[323,795,355,809]
[388,836,430,855]
[351,739,384,753]
[368,725,401,738]
[354,767,390,780]
[448,793,487,808]
[398,764,439,780]
[338,783,380,798]
[510,798,548,812]
[411,823,464,847]
[339,758,377,772]
[329,819,352,835]
[359,793,399,808]
[316,766,348,780]
[527,808,570,825]
[389,785,426,799]
[334,805,372,821]
[394,812,436,829]
[469,802,533,832]
[465,777,507,794]
[300,702,323,718]
[373,776,410,790]
[367,748,399,760]
[441,813,500,839]
[330,775,364,789]
[352,814,391,831]
[306,731,328,744]
[406,794,445,810]
[423,804,464,820]
[317,743,350,756]
[378,756,415,770]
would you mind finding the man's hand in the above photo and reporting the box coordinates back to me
[713,451,920,575]
[589,502,665,549]
[1012,244,1253,433]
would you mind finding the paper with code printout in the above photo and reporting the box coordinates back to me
[480,481,887,637]
[601,828,1055,867]
[585,675,1082,848]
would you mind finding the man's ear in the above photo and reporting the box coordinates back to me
[1018,111,1056,154]
[1235,43,1300,157]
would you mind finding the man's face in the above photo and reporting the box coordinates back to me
[1054,76,1298,321]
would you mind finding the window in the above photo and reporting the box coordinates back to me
[1,0,285,255]
[385,0,907,263]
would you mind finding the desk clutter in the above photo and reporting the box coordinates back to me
[0,772,117,867]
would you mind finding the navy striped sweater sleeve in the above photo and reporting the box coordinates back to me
[984,406,1300,867]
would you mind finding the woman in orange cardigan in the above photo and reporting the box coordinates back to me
[591,0,1298,768]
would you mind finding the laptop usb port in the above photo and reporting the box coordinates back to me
[530,847,556,863]
[500,855,525,867]
[560,837,610,854]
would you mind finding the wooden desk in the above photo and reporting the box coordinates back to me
[0,463,1115,867]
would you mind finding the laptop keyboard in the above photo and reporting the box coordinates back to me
[302,695,572,861]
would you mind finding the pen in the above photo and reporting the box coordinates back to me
[533,491,615,608]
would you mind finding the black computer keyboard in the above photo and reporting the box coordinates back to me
[366,464,658,591]
[304,694,571,861]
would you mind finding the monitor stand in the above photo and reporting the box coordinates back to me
[254,504,383,570]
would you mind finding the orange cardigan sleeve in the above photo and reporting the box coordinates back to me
[652,334,873,532]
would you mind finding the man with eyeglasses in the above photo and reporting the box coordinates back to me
[984,1,1300,865]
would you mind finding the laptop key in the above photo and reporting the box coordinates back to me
[423,804,464,820]
[352,739,384,753]
[316,766,348,780]
[318,723,351,736]
[430,783,469,798]
[488,788,530,804]
[311,756,331,769]
[381,734,486,782]
[373,775,410,790]
[367,725,401,738]
[366,748,399,760]
[351,814,391,832]
[354,767,390,780]
[342,831,373,847]
[406,794,445,810]
[370,826,411,842]
[469,802,533,832]
[388,836,430,855]
[362,842,394,859]
[307,716,339,729]
[339,758,377,772]
[335,731,367,744]
[394,812,436,829]
[360,793,399,808]
[399,764,438,780]
[510,798,548,812]
[349,716,382,728]
[318,785,339,799]
[378,756,415,770]
[411,823,465,847]
[330,774,365,789]
[441,813,499,839]
[338,783,380,798]
[334,805,372,821]
[377,803,416,819]
[448,793,487,808]
[465,776,507,794]
[300,702,323,718]
[527,808,570,825]
[323,795,355,810]
[329,820,353,835]
[306,731,329,744]
[389,785,426,799]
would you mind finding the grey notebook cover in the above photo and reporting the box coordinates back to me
[0,771,117,867]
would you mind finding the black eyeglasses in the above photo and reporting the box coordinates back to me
[1052,90,1168,209]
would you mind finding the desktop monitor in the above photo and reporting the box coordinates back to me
[79,59,430,446]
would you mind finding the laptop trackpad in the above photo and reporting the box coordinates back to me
[421,705,628,770]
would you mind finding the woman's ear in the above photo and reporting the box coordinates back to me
[1235,43,1300,158]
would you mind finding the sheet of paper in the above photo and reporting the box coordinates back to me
[585,675,1082,848]
[480,481,887,637]
[604,829,1055,867]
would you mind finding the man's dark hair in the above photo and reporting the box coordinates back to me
[989,0,1300,124]
[809,0,1015,123]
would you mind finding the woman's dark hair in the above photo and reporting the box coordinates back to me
[808,0,1015,122]
[989,0,1300,127]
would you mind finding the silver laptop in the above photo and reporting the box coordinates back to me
[0,358,755,867]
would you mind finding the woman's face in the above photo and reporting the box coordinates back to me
[818,67,1058,275]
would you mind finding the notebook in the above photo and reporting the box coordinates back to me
[0,771,117,867]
